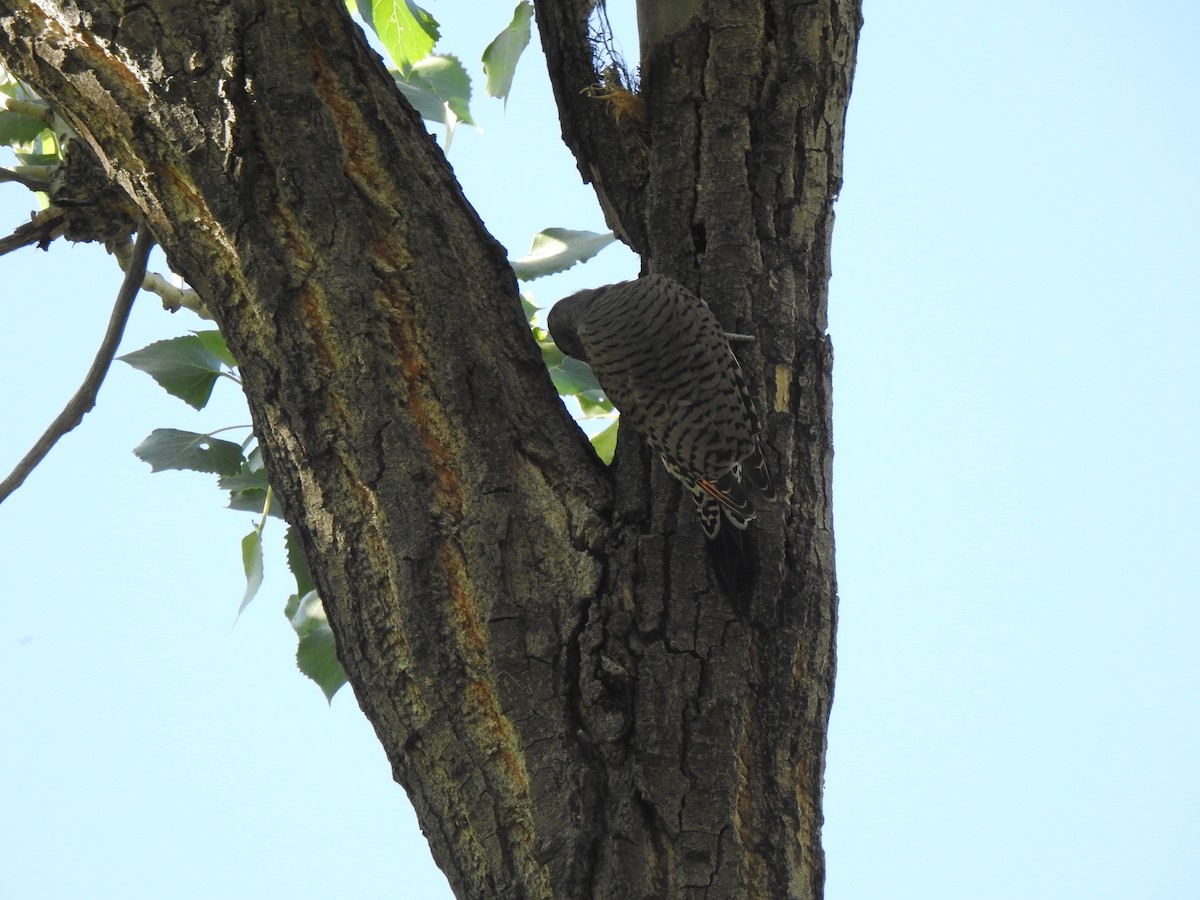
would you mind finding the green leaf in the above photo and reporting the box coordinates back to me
[237,529,264,615]
[510,229,618,281]
[285,527,316,598]
[590,420,619,464]
[541,343,604,397]
[220,451,287,519]
[0,81,51,147]
[219,469,271,494]
[369,0,439,75]
[416,56,474,126]
[119,335,230,410]
[577,391,614,417]
[287,591,347,702]
[520,293,538,324]
[0,110,47,146]
[394,75,445,123]
[297,624,347,702]
[226,487,275,516]
[193,329,237,368]
[394,55,475,126]
[482,2,533,106]
[133,429,245,476]
[13,149,59,168]
[539,334,614,416]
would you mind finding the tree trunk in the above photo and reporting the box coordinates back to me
[0,1,860,897]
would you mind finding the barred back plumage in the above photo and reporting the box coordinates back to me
[548,275,774,596]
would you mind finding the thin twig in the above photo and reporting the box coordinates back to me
[1,95,54,125]
[141,270,211,319]
[0,227,155,505]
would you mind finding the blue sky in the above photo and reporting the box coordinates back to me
[2,2,1197,898]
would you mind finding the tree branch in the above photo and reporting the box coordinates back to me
[0,207,62,255]
[533,0,649,252]
[1,5,614,894]
[0,165,51,191]
[0,0,859,894]
[0,227,152,505]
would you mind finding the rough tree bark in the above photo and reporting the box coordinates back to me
[0,0,860,897]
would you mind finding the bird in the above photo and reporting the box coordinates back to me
[547,274,774,598]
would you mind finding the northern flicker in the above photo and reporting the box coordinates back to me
[548,274,774,595]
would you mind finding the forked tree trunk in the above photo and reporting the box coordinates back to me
[0,1,860,896]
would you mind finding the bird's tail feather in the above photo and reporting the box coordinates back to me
[706,519,757,609]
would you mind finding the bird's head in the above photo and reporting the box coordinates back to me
[546,289,597,363]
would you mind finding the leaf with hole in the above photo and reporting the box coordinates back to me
[133,429,245,476]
